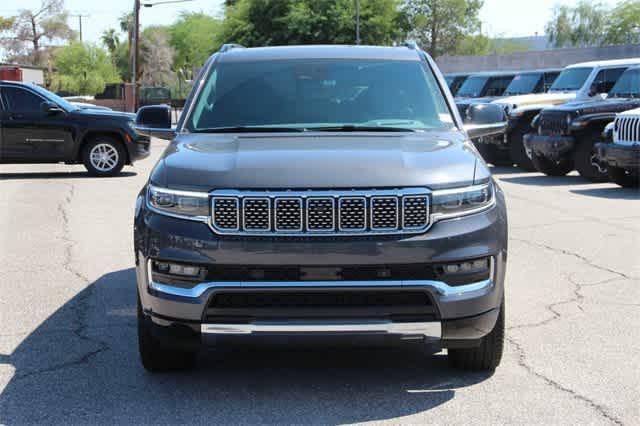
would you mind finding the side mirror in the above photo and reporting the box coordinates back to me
[463,103,507,140]
[135,104,176,140]
[589,82,607,97]
[41,101,63,114]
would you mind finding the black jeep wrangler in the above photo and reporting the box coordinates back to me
[524,66,640,181]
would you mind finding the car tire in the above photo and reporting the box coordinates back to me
[531,152,574,176]
[574,132,608,182]
[608,166,640,188]
[509,127,536,171]
[476,142,512,167]
[137,297,197,372]
[448,300,505,371]
[82,136,126,177]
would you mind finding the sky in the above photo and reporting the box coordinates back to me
[0,0,628,47]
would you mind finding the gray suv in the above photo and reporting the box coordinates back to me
[134,44,508,372]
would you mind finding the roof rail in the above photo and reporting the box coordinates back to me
[219,43,246,53]
[403,41,418,50]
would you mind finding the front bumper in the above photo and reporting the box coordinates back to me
[126,134,151,163]
[134,187,507,349]
[595,142,640,171]
[523,133,575,161]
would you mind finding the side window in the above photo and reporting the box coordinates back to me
[543,72,560,91]
[2,87,45,113]
[593,68,627,93]
[485,76,513,96]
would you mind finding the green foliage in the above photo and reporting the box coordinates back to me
[604,0,640,45]
[221,0,402,47]
[546,1,607,48]
[454,34,529,56]
[51,43,121,96]
[402,0,483,57]
[170,12,222,73]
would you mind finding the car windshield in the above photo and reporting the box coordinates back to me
[27,84,79,111]
[548,67,593,92]
[456,76,488,98]
[186,58,455,132]
[608,69,640,98]
[503,73,541,95]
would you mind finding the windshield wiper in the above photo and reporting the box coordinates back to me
[192,126,306,133]
[307,125,417,132]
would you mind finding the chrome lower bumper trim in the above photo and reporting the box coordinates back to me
[201,320,442,339]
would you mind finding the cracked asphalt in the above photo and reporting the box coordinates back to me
[1,139,639,425]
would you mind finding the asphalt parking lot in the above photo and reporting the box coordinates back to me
[1,139,638,425]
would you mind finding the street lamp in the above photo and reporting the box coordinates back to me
[131,0,194,111]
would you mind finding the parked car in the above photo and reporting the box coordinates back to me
[595,107,640,187]
[444,73,470,96]
[0,81,150,176]
[133,44,508,373]
[492,58,640,170]
[455,71,516,101]
[466,69,561,166]
[524,65,640,181]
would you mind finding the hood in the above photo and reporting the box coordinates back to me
[72,108,136,121]
[618,107,640,117]
[493,92,575,109]
[455,96,498,106]
[542,98,640,116]
[152,131,483,191]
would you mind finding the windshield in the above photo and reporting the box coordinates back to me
[186,58,455,132]
[28,84,79,111]
[608,69,640,98]
[445,76,454,87]
[504,73,541,95]
[549,67,593,92]
[456,76,488,98]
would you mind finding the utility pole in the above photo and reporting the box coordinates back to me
[132,0,140,111]
[71,13,89,42]
[355,0,361,45]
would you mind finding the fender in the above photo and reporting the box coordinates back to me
[570,112,617,132]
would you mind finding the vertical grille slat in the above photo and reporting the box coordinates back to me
[210,190,431,235]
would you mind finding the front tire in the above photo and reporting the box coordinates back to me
[574,132,608,182]
[476,141,512,167]
[82,136,126,177]
[531,152,574,176]
[448,301,505,371]
[137,298,196,372]
[608,166,640,188]
[509,126,536,171]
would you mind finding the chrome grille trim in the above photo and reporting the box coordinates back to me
[208,188,431,236]
[242,197,271,232]
[211,197,240,231]
[615,116,640,144]
[274,198,303,232]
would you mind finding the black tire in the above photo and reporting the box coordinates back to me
[574,132,608,182]
[476,141,512,167]
[137,298,196,372]
[82,136,126,177]
[531,152,574,176]
[509,126,536,171]
[608,166,640,188]
[448,301,505,371]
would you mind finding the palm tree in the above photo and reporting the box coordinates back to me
[101,28,120,66]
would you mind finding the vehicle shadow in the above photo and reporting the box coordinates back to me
[0,268,493,424]
[498,173,588,187]
[0,171,137,181]
[570,187,640,200]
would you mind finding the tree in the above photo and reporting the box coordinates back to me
[402,0,483,57]
[50,43,121,95]
[603,0,640,45]
[454,34,528,56]
[221,0,403,48]
[140,26,176,87]
[0,0,74,66]
[101,28,120,66]
[170,12,222,74]
[546,1,607,48]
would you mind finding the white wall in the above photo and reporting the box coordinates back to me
[21,68,44,85]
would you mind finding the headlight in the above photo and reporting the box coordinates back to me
[431,182,495,219]
[147,185,209,220]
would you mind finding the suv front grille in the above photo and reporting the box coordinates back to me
[539,111,569,135]
[210,189,430,236]
[616,116,640,143]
